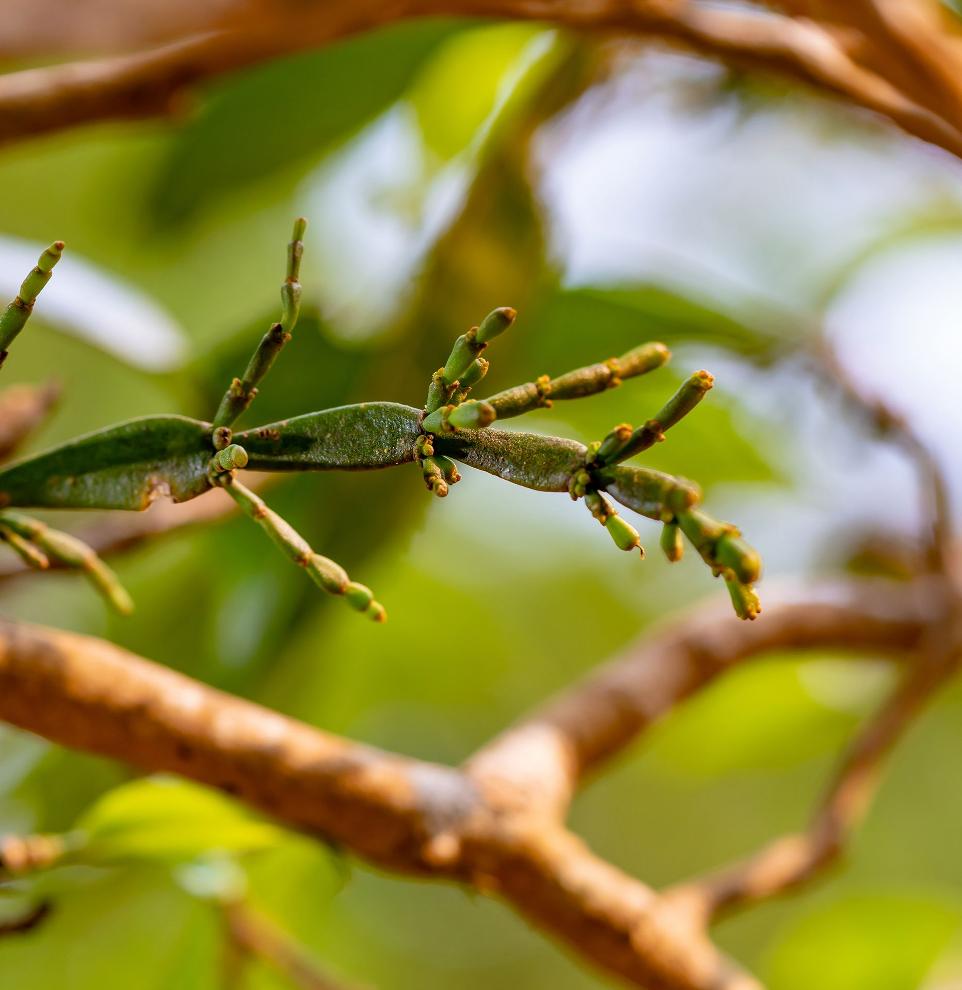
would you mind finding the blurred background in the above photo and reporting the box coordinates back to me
[0,12,961,989]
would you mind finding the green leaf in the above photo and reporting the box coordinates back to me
[526,285,793,364]
[765,892,962,990]
[0,415,212,510]
[150,20,459,227]
[237,401,421,472]
[77,777,284,864]
[648,658,888,776]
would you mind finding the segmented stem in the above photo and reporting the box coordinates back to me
[0,241,64,367]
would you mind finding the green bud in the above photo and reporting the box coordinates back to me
[213,444,249,472]
[725,573,761,621]
[433,454,461,485]
[447,401,496,430]
[421,407,448,434]
[596,423,633,463]
[660,520,684,562]
[476,306,516,344]
[605,513,641,553]
[614,341,670,379]
[459,357,490,390]
[716,532,762,585]
[344,581,373,611]
[442,329,482,385]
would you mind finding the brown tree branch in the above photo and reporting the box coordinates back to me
[0,381,60,465]
[664,641,960,922]
[222,899,362,990]
[468,579,935,809]
[2,0,962,159]
[0,581,939,989]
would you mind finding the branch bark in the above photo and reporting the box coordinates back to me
[2,0,962,158]
[0,579,938,989]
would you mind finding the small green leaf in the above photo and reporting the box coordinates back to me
[78,777,284,864]
[0,415,212,510]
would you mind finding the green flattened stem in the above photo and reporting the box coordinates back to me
[600,464,701,522]
[212,218,308,430]
[0,241,64,365]
[0,511,133,614]
[584,491,643,555]
[598,370,714,465]
[218,477,385,622]
[0,524,50,570]
[422,400,496,434]
[676,509,761,620]
[483,341,670,422]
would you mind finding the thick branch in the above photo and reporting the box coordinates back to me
[2,0,962,158]
[0,616,757,990]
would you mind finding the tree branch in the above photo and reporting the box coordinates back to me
[468,580,935,809]
[664,641,960,922]
[2,0,962,159]
[0,579,940,989]
[0,381,60,465]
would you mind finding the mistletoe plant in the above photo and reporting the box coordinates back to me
[0,220,761,622]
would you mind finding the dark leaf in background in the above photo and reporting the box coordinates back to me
[150,20,461,228]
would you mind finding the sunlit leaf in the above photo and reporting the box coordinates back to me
[766,892,962,990]
[647,658,886,776]
[78,777,284,864]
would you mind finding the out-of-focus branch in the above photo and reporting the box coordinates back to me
[0,581,942,989]
[814,342,953,574]
[0,381,60,464]
[664,641,960,921]
[3,1,962,158]
[0,901,51,937]
[468,580,935,809]
[222,899,360,990]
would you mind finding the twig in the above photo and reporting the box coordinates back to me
[664,642,960,922]
[468,580,935,809]
[0,381,60,464]
[0,901,52,937]
[222,899,362,990]
[0,481,260,583]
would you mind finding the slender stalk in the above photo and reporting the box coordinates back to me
[0,241,64,367]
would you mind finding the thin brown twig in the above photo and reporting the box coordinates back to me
[222,899,362,990]
[0,380,60,465]
[664,638,960,922]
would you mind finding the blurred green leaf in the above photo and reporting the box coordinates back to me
[648,659,887,776]
[527,285,793,365]
[150,20,460,227]
[78,777,284,864]
[766,892,962,990]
